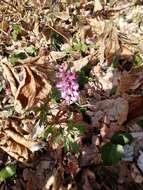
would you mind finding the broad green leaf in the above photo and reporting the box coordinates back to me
[0,165,16,182]
[101,143,124,165]
[111,133,133,145]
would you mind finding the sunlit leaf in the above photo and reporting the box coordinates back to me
[111,132,133,145]
[0,165,16,182]
[26,45,37,56]
[101,142,124,165]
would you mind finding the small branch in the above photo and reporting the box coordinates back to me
[47,24,70,44]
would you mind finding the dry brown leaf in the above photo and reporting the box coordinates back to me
[98,22,122,64]
[71,56,89,72]
[55,12,70,21]
[14,65,37,112]
[2,63,17,95]
[0,118,42,162]
[94,0,103,12]
[128,95,143,120]
[0,21,9,32]
[116,65,143,95]
[90,97,128,126]
[2,57,52,112]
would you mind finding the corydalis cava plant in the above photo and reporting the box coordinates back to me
[56,67,79,104]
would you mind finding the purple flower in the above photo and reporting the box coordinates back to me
[56,67,79,104]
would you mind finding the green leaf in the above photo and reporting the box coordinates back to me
[112,57,120,68]
[78,70,89,88]
[75,122,85,133]
[133,52,142,66]
[0,164,16,182]
[26,45,37,56]
[12,24,21,41]
[50,88,61,102]
[73,39,87,53]
[110,85,117,96]
[64,138,79,153]
[101,142,124,165]
[9,52,27,65]
[111,133,133,145]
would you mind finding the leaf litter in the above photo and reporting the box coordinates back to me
[0,0,143,189]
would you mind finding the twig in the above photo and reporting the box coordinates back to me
[47,24,70,44]
[0,28,8,36]
[0,0,22,14]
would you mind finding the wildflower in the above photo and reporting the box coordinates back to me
[56,67,79,104]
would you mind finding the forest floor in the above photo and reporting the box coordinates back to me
[0,0,143,190]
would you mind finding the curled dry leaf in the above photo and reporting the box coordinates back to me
[0,119,42,162]
[128,95,143,120]
[98,22,122,64]
[116,65,143,95]
[71,56,90,72]
[2,57,52,112]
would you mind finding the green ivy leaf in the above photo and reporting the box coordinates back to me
[111,132,133,145]
[0,164,16,182]
[101,142,124,165]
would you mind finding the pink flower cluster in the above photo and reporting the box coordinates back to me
[56,67,79,104]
